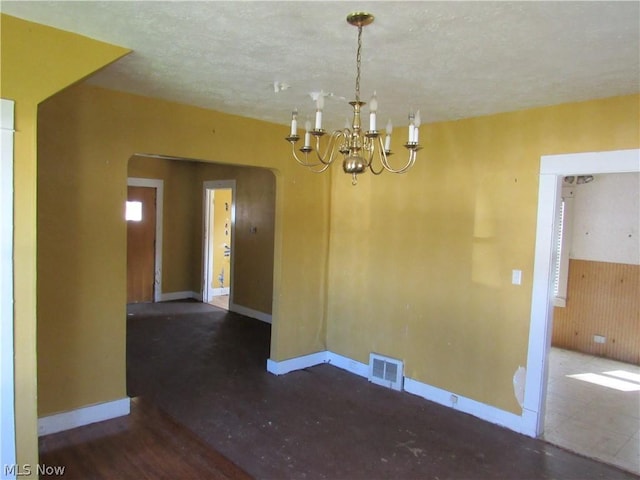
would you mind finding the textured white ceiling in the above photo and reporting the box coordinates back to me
[3,1,639,130]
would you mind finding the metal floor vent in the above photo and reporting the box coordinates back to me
[368,353,404,391]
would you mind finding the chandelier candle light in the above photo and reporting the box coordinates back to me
[285,12,421,185]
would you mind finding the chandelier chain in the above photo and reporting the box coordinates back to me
[355,25,363,102]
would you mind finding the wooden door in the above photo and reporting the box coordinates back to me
[127,186,156,303]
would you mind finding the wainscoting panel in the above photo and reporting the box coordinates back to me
[552,259,639,364]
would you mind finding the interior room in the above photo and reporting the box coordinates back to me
[543,172,639,473]
[1,2,638,479]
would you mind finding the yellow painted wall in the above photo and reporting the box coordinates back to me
[1,14,129,471]
[326,94,640,414]
[128,156,276,314]
[37,81,329,416]
[212,189,232,290]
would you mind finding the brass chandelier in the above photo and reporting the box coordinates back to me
[285,12,421,185]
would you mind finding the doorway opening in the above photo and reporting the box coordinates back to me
[203,180,236,310]
[127,155,276,322]
[525,149,639,471]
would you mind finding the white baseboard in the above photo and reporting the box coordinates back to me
[266,351,369,378]
[229,303,272,324]
[326,351,369,378]
[160,291,201,302]
[267,350,534,437]
[157,293,272,325]
[212,287,230,296]
[266,351,328,375]
[38,397,130,437]
[403,377,526,435]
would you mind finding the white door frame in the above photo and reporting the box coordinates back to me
[524,148,640,436]
[1,99,16,478]
[202,180,236,304]
[127,177,164,302]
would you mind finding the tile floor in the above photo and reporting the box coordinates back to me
[544,347,640,475]
[209,294,229,310]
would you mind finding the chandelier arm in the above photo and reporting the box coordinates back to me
[379,137,418,173]
[381,153,416,174]
[307,162,333,174]
[291,145,332,173]
[369,161,385,175]
[363,138,383,175]
[367,142,380,175]
[366,138,386,175]
[290,143,325,168]
[313,130,346,165]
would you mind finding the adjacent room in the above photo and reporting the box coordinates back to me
[543,172,639,473]
[1,2,638,479]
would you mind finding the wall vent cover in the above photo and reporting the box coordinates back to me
[368,353,404,391]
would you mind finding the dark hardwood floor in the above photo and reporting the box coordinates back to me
[39,397,251,480]
[39,301,639,479]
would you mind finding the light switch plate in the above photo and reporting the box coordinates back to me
[512,269,522,285]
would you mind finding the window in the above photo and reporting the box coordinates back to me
[553,199,566,296]
[126,201,142,221]
[553,187,574,307]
